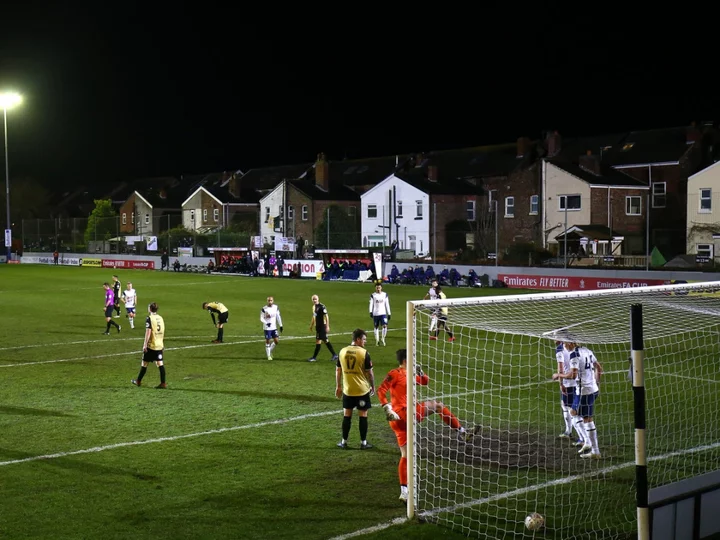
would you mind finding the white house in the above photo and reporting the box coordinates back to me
[257,181,289,246]
[686,160,720,261]
[360,174,431,256]
[181,186,225,232]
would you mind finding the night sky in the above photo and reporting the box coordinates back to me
[0,6,713,190]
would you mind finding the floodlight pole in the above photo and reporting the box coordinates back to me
[4,107,10,262]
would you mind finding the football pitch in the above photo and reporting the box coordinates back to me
[0,265,525,540]
[2,266,718,539]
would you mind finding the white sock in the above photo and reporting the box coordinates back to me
[382,327,387,341]
[265,344,271,356]
[429,317,437,332]
[561,404,572,433]
[585,421,599,453]
[374,328,379,342]
[573,416,587,442]
[269,342,276,352]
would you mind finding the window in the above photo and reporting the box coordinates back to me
[203,209,207,222]
[530,195,538,215]
[697,244,713,258]
[367,204,377,219]
[416,200,423,218]
[559,194,581,210]
[301,205,308,221]
[132,213,135,224]
[189,210,194,223]
[505,196,515,217]
[122,213,127,225]
[397,200,403,218]
[348,206,356,217]
[652,182,666,208]
[145,213,150,225]
[265,207,270,223]
[626,196,641,216]
[466,200,476,221]
[700,188,712,212]
[622,142,635,151]
[288,206,294,220]
[213,208,219,222]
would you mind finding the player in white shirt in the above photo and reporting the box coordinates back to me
[554,341,585,446]
[260,296,283,360]
[423,279,439,334]
[121,282,137,329]
[552,340,603,459]
[369,284,391,346]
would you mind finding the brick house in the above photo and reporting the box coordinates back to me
[389,139,541,256]
[118,177,184,235]
[543,155,649,257]
[180,171,258,232]
[601,125,706,258]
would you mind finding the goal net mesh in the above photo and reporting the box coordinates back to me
[409,282,720,539]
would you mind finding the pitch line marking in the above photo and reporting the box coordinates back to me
[0,410,338,467]
[0,328,403,367]
[329,440,720,539]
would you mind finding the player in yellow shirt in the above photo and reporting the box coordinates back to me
[335,328,375,450]
[203,301,229,343]
[131,302,167,389]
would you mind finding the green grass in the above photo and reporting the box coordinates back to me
[0,266,717,540]
[0,266,524,539]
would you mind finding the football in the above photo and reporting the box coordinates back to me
[524,512,544,531]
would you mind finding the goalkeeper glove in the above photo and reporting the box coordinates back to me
[383,403,400,421]
[387,315,391,321]
[279,326,283,333]
[416,365,424,377]
[369,313,373,318]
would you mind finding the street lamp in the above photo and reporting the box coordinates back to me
[1,91,22,263]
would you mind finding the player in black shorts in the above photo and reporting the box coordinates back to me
[132,302,167,389]
[308,294,338,362]
[112,275,122,317]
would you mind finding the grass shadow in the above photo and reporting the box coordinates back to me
[0,405,75,417]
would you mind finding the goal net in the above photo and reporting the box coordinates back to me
[406,281,720,539]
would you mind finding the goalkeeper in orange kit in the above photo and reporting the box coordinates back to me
[377,348,466,502]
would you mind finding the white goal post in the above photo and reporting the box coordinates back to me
[405,281,720,539]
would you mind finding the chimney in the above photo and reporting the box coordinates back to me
[427,165,438,182]
[578,149,601,175]
[516,136,531,158]
[315,152,329,191]
[547,130,562,157]
[687,121,702,144]
[228,173,241,198]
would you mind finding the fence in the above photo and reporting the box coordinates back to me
[19,215,255,257]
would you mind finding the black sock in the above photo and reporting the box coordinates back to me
[111,320,119,329]
[342,416,352,440]
[137,366,147,382]
[106,321,111,332]
[159,365,166,384]
[448,330,454,338]
[326,341,337,355]
[359,416,368,441]
[218,328,224,341]
[313,344,321,358]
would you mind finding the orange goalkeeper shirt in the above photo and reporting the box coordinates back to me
[377,367,429,408]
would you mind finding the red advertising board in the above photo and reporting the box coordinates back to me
[102,259,155,270]
[497,274,667,291]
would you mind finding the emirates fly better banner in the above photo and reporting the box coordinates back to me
[497,274,667,291]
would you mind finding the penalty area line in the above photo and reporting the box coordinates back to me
[0,410,338,467]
